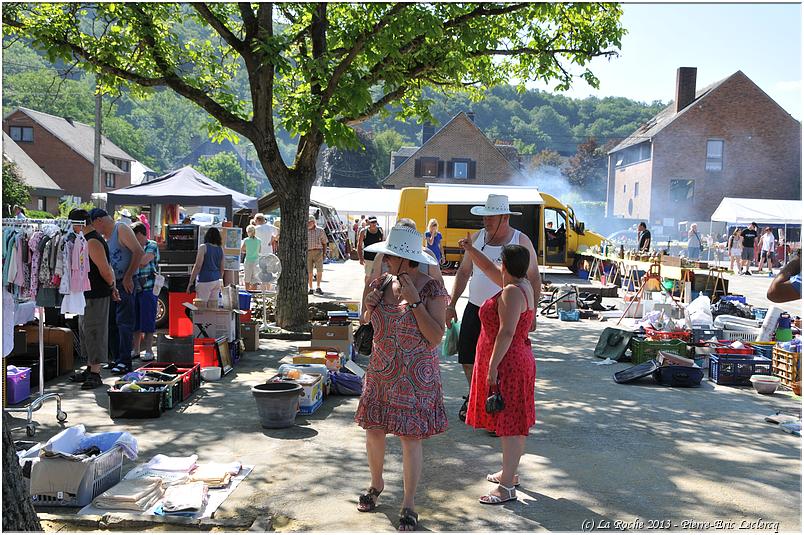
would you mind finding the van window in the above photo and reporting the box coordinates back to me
[447,205,483,230]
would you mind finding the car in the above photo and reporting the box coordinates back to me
[190,212,223,226]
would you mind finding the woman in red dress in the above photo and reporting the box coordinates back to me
[459,237,536,505]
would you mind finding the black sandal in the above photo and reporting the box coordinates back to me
[458,395,469,422]
[357,486,382,512]
[398,508,418,531]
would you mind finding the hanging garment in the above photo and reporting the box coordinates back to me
[70,232,91,294]
[28,231,44,300]
[60,289,86,316]
[59,238,74,295]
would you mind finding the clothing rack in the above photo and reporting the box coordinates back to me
[2,218,81,436]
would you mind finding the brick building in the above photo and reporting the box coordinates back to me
[606,68,801,228]
[3,107,135,204]
[2,131,64,214]
[382,112,523,189]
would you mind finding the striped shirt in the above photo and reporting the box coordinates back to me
[308,226,327,251]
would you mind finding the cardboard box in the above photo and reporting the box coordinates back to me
[311,324,353,343]
[298,343,349,365]
[661,255,682,267]
[268,373,323,413]
[241,322,260,352]
[189,308,236,342]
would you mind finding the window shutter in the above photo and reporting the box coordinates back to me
[437,160,444,178]
[447,161,454,178]
[468,160,477,179]
[414,158,422,178]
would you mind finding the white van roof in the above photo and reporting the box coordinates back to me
[425,183,544,205]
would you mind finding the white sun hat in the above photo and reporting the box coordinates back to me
[470,194,522,216]
[364,225,438,265]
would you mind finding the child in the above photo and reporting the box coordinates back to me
[241,225,262,291]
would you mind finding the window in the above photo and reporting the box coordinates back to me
[414,157,440,178]
[37,198,44,211]
[453,161,468,179]
[10,126,34,142]
[669,179,695,203]
[706,139,723,171]
[634,182,639,197]
[105,173,115,188]
[614,142,651,167]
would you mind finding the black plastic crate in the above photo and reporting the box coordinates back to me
[113,379,181,410]
[691,328,723,343]
[709,354,772,386]
[108,388,165,418]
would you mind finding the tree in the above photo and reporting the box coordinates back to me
[529,149,564,170]
[566,137,607,196]
[4,3,624,329]
[2,159,30,216]
[2,420,42,531]
[373,129,406,179]
[195,151,256,195]
[318,129,381,188]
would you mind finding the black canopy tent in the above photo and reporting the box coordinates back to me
[106,166,257,221]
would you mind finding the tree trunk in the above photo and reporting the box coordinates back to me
[274,177,314,330]
[2,420,42,532]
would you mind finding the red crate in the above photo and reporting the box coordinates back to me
[193,338,218,368]
[134,362,201,401]
[644,328,691,342]
[712,341,755,355]
[168,292,195,337]
[239,311,252,323]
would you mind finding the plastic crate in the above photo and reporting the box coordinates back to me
[108,388,166,418]
[708,354,773,386]
[135,362,201,401]
[722,329,757,342]
[749,341,775,359]
[719,295,747,304]
[712,341,755,355]
[644,328,691,343]
[630,338,688,365]
[5,366,31,405]
[30,447,124,507]
[558,309,580,321]
[193,338,219,368]
[772,346,801,389]
[113,379,181,410]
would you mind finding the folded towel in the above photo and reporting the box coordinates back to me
[145,454,198,472]
[163,481,208,512]
[92,477,164,511]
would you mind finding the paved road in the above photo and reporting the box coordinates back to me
[11,260,801,532]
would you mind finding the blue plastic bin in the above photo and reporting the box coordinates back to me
[238,291,252,311]
[6,366,31,405]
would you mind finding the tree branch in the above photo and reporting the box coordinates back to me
[239,2,259,42]
[469,47,619,58]
[343,85,409,125]
[192,3,245,54]
[319,3,408,107]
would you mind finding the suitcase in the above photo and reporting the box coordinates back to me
[652,365,704,387]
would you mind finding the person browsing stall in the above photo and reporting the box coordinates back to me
[354,225,449,531]
[637,222,651,252]
[307,215,328,295]
[89,208,144,375]
[187,227,225,301]
[241,225,262,291]
[131,222,159,362]
[458,237,536,504]
[425,218,444,264]
[446,194,540,423]
[358,216,384,280]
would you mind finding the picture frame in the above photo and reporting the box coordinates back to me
[216,336,233,376]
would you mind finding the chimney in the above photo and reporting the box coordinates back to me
[466,110,475,123]
[422,123,435,145]
[674,67,697,113]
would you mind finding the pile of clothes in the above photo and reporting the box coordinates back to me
[93,477,165,511]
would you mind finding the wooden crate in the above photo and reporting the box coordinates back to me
[772,346,801,389]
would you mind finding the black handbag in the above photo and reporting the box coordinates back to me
[353,275,393,356]
[485,381,505,414]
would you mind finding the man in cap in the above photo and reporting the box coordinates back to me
[307,215,328,294]
[357,216,384,281]
[446,194,540,422]
[89,208,144,375]
[254,212,279,255]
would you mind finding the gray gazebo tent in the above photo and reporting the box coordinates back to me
[106,165,257,220]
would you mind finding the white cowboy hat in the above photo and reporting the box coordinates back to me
[364,225,438,265]
[470,194,522,216]
[119,208,133,218]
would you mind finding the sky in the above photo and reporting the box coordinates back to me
[531,3,802,119]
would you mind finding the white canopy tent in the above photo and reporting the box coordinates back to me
[310,186,401,231]
[709,197,802,263]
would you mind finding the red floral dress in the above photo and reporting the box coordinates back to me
[355,279,449,439]
[465,287,536,436]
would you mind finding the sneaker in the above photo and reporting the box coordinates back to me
[111,364,132,376]
[308,289,314,295]
[458,395,469,422]
[315,288,323,295]
[142,352,155,362]
[70,367,89,383]
[102,362,115,370]
[80,373,104,390]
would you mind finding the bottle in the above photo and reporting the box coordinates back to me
[619,245,625,259]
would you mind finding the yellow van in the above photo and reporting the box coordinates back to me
[397,184,605,270]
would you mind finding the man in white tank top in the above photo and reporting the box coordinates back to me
[446,194,541,422]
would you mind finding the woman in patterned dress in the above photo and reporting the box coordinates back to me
[354,225,449,531]
[458,237,536,505]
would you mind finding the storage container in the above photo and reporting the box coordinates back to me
[749,341,775,359]
[711,341,755,355]
[135,362,201,401]
[5,366,31,405]
[772,346,801,389]
[112,379,181,410]
[629,338,688,365]
[558,309,580,321]
[691,328,723,343]
[201,367,222,381]
[108,388,166,418]
[238,291,252,311]
[193,338,219,368]
[155,334,194,363]
[708,354,772,386]
[241,322,260,352]
[721,329,758,342]
[719,295,747,304]
[29,447,124,507]
[644,328,691,342]
[168,291,195,337]
[652,365,704,387]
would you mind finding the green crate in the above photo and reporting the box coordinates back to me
[629,338,688,365]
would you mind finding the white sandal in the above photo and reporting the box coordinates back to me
[486,473,520,487]
[479,484,517,505]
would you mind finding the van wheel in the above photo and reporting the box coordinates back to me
[155,291,168,329]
